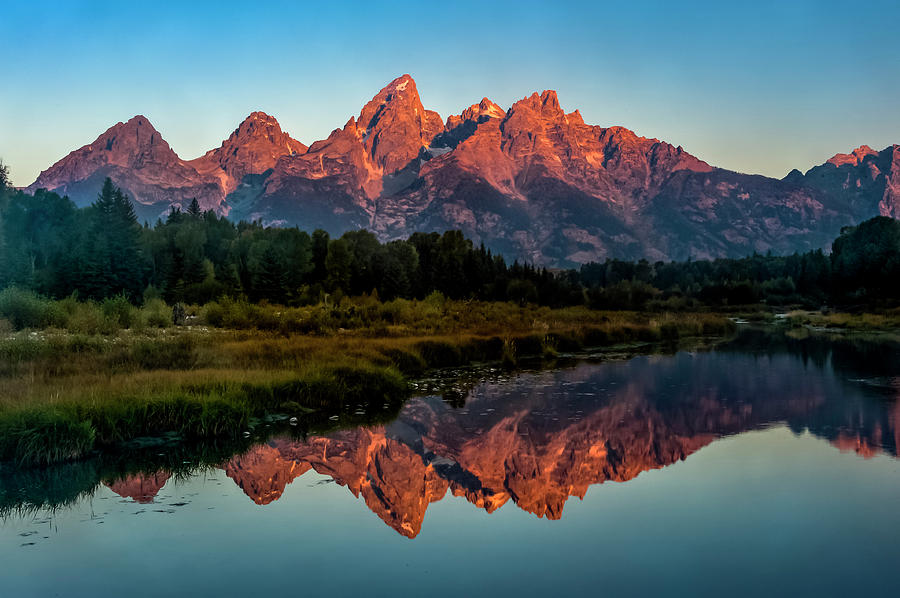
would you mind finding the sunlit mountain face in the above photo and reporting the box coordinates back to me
[75,329,900,539]
[24,74,900,265]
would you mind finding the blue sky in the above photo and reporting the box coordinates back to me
[2,0,898,186]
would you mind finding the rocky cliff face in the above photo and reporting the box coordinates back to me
[189,111,307,196]
[26,76,900,264]
[240,74,445,230]
[27,116,224,222]
[796,144,900,220]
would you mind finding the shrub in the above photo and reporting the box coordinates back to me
[101,294,138,329]
[142,298,172,328]
[0,287,63,330]
[63,301,118,335]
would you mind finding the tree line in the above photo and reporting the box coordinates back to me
[1,173,898,310]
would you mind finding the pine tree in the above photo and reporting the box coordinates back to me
[252,242,288,302]
[187,198,202,217]
[81,178,145,299]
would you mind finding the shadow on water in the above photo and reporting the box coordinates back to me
[3,326,899,536]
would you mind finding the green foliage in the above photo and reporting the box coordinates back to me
[142,298,172,328]
[0,287,64,329]
[3,176,900,315]
[101,294,138,328]
[831,217,900,302]
[0,410,96,467]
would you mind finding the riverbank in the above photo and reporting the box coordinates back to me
[0,297,735,468]
[782,309,900,332]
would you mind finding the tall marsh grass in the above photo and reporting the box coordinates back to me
[0,294,737,468]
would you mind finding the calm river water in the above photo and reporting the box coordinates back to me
[2,328,899,596]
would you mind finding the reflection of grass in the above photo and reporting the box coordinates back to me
[0,400,415,517]
[0,298,736,467]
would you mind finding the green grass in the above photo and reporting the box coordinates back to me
[0,296,736,468]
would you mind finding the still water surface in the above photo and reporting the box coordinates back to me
[2,328,899,596]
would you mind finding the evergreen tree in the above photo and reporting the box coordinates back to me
[311,229,330,283]
[80,178,146,299]
[325,238,353,293]
[187,198,202,217]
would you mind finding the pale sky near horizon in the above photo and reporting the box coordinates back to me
[1,0,899,187]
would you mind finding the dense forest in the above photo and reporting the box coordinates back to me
[1,169,899,311]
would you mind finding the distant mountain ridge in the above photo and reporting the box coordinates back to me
[26,74,900,265]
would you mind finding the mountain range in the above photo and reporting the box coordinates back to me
[26,74,900,265]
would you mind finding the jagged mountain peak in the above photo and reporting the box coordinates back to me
[189,111,306,195]
[358,74,423,130]
[459,98,505,122]
[353,74,442,174]
[222,111,303,149]
[94,115,170,154]
[26,114,223,220]
[386,73,415,92]
[509,90,565,118]
[27,114,181,191]
[566,109,585,125]
[244,110,279,123]
[826,145,879,168]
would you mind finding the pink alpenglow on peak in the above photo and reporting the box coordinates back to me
[23,74,900,265]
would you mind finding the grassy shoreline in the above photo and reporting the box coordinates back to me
[781,309,900,332]
[0,297,736,468]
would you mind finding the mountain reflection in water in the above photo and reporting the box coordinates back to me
[79,328,900,539]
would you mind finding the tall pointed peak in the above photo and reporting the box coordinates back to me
[476,97,505,118]
[106,115,161,136]
[359,74,424,130]
[125,114,151,125]
[478,97,501,109]
[385,73,415,92]
[87,115,173,159]
[566,109,584,125]
[351,74,439,174]
[246,110,277,120]
[206,111,305,155]
[227,111,300,146]
[540,90,560,110]
[452,97,506,126]
[189,111,307,193]
[237,111,281,128]
[510,90,565,118]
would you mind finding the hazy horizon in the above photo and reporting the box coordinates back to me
[2,0,899,187]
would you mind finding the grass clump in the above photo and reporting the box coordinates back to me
[0,410,96,467]
[125,336,198,371]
